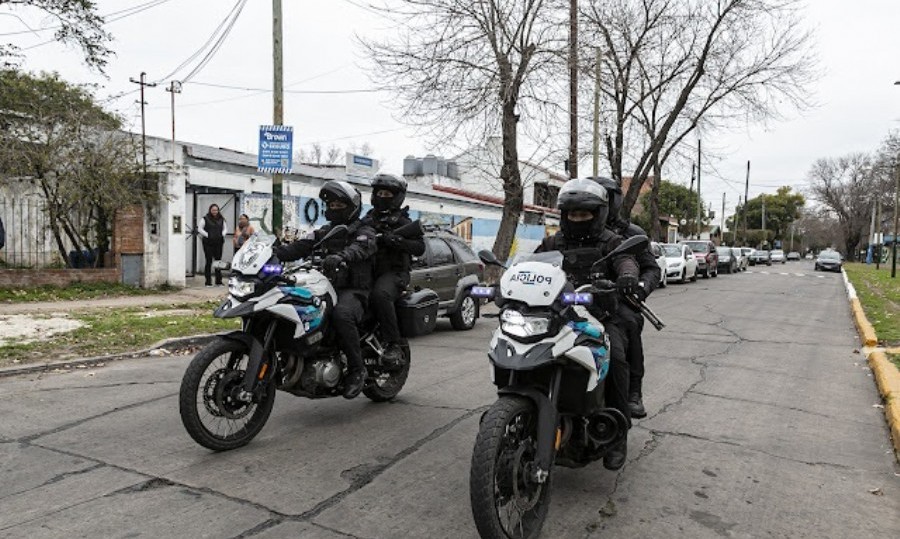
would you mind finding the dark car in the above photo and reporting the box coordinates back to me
[749,250,772,266]
[409,230,484,330]
[680,240,719,278]
[716,246,738,274]
[814,250,843,272]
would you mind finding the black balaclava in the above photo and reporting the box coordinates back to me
[325,205,354,225]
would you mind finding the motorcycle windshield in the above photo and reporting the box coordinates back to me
[232,234,276,275]
[510,251,564,266]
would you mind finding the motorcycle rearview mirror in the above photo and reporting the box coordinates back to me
[478,249,507,269]
[600,235,649,262]
[315,224,348,248]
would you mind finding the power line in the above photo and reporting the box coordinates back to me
[185,81,380,94]
[0,0,174,37]
[178,0,249,84]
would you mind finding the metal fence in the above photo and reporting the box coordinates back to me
[0,197,66,268]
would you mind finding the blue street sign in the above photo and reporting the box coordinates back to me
[258,125,293,174]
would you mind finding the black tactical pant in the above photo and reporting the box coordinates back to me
[202,241,224,285]
[370,272,409,344]
[616,305,646,395]
[603,322,632,429]
[331,289,368,374]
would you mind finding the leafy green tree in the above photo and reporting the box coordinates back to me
[0,0,111,71]
[0,69,146,267]
[638,179,705,239]
[734,186,805,242]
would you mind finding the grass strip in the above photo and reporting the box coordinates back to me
[0,302,238,367]
[0,282,180,304]
[843,263,900,346]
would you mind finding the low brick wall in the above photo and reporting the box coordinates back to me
[0,268,119,287]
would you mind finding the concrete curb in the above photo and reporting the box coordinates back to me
[841,269,900,460]
[0,334,217,378]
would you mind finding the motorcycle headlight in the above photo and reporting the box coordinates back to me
[228,277,256,299]
[501,310,551,339]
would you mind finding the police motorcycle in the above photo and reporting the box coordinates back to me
[179,225,432,451]
[468,235,650,539]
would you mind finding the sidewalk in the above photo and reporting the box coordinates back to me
[3,280,227,316]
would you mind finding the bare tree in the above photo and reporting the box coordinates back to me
[583,0,817,220]
[361,0,565,261]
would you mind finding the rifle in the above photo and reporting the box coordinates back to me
[624,294,666,331]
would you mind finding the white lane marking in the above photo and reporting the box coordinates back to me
[817,275,825,279]
[794,273,805,277]
[779,272,789,275]
[760,271,770,274]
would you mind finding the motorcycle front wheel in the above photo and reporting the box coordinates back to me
[179,338,276,451]
[470,396,552,539]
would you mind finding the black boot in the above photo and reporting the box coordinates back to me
[342,369,366,399]
[381,343,404,372]
[604,438,627,471]
[628,392,646,418]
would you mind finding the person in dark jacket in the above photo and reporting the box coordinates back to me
[535,178,641,470]
[592,177,661,418]
[361,174,425,368]
[274,181,376,399]
[199,204,227,286]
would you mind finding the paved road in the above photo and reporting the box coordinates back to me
[1,261,898,538]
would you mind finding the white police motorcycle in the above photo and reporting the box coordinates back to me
[179,226,433,451]
[468,236,650,539]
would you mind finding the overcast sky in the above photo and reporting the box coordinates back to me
[3,0,899,220]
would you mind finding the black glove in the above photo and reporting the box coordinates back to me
[616,274,639,295]
[273,245,288,261]
[383,234,404,249]
[633,283,649,302]
[322,254,344,273]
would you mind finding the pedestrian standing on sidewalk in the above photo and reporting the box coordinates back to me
[233,213,255,250]
[198,204,227,286]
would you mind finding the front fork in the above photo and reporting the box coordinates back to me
[237,318,278,401]
[497,367,562,484]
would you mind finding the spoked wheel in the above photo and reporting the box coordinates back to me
[179,338,276,451]
[364,342,411,402]
[470,397,552,539]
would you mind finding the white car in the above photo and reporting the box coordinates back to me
[662,243,698,284]
[650,242,668,288]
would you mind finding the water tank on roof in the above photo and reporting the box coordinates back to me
[403,156,420,176]
[447,160,459,179]
[437,157,448,177]
[422,154,438,175]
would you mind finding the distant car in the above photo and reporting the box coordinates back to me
[814,250,843,272]
[650,242,668,288]
[409,230,484,330]
[680,240,718,278]
[787,251,801,261]
[805,253,814,260]
[732,247,749,271]
[716,246,738,274]
[749,250,772,266]
[770,249,787,264]
[662,243,698,284]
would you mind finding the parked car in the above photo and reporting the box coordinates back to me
[650,241,668,288]
[814,250,843,272]
[409,230,484,330]
[680,240,718,278]
[787,251,801,261]
[716,246,738,274]
[662,243,698,284]
[770,249,787,264]
[749,250,772,266]
[733,247,749,271]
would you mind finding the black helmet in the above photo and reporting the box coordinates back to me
[557,178,609,240]
[589,176,622,226]
[319,180,362,225]
[370,173,407,211]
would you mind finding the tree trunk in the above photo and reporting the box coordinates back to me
[38,179,72,268]
[491,100,524,273]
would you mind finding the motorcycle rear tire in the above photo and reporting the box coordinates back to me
[364,342,411,402]
[470,396,552,539]
[179,338,276,451]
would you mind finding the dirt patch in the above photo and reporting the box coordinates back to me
[0,314,83,346]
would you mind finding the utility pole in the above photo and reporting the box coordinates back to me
[689,164,695,238]
[876,197,882,270]
[568,0,578,179]
[761,196,767,247]
[743,160,750,242]
[165,81,182,166]
[592,47,601,177]
[868,198,877,264]
[720,193,725,245]
[696,140,702,239]
[272,0,285,236]
[732,196,741,244]
[129,72,157,180]
[893,165,899,278]
[789,222,795,252]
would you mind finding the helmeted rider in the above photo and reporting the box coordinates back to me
[274,181,377,399]
[535,178,640,470]
[592,177,661,418]
[360,174,426,368]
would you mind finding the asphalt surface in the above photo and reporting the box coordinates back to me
[1,260,898,538]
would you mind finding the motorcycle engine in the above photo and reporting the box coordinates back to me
[312,359,342,388]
